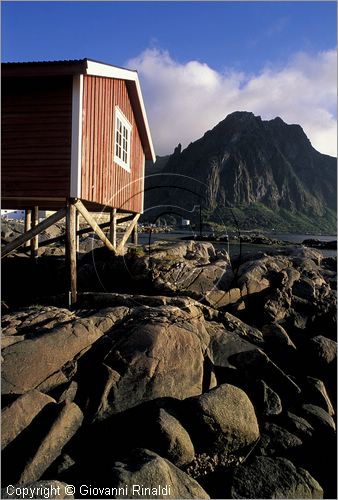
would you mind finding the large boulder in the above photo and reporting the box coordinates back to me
[183,384,259,457]
[237,254,291,296]
[142,241,235,297]
[101,304,210,414]
[1,318,107,395]
[109,448,209,499]
[1,304,130,397]
[229,456,323,498]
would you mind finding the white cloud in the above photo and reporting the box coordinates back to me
[127,48,337,157]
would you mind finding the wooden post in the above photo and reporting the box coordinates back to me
[66,200,77,305]
[76,210,80,252]
[31,206,39,259]
[131,222,138,245]
[24,209,32,248]
[110,208,117,248]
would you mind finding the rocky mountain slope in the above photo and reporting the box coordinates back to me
[144,112,337,232]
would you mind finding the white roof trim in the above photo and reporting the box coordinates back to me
[86,60,156,163]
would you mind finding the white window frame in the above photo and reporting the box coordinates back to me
[114,106,132,172]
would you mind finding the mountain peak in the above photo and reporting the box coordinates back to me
[145,112,336,232]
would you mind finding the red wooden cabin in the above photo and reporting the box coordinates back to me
[2,59,156,302]
[2,58,155,212]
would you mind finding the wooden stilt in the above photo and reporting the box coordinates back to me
[116,214,140,254]
[131,222,138,245]
[66,200,77,305]
[24,209,32,248]
[76,210,80,252]
[1,207,67,258]
[74,199,115,254]
[31,206,39,259]
[110,208,117,248]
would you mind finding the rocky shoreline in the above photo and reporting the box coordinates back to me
[1,240,337,499]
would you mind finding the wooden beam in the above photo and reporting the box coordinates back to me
[110,208,117,248]
[1,207,67,258]
[66,201,77,305]
[73,200,116,254]
[116,214,140,254]
[38,215,134,248]
[24,209,32,248]
[39,221,109,247]
[31,206,39,258]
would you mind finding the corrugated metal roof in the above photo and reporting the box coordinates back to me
[2,58,87,65]
[1,58,136,73]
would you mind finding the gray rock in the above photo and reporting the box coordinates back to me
[237,255,290,297]
[230,456,323,498]
[58,381,78,404]
[283,412,315,440]
[110,448,209,499]
[301,404,336,434]
[289,247,323,266]
[293,277,318,300]
[153,408,195,467]
[206,321,259,369]
[1,481,74,499]
[204,288,242,309]
[36,370,73,394]
[258,422,303,459]
[91,364,121,421]
[262,322,296,349]
[102,305,209,414]
[259,380,282,416]
[1,334,26,348]
[184,384,259,456]
[304,335,337,367]
[221,312,265,345]
[1,318,106,395]
[1,390,55,450]
[302,377,335,416]
[18,402,83,484]
[229,348,301,405]
[142,240,234,298]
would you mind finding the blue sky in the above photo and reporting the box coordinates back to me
[2,2,337,156]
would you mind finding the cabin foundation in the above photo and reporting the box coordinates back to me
[1,200,143,304]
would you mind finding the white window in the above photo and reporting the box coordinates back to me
[114,107,131,172]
